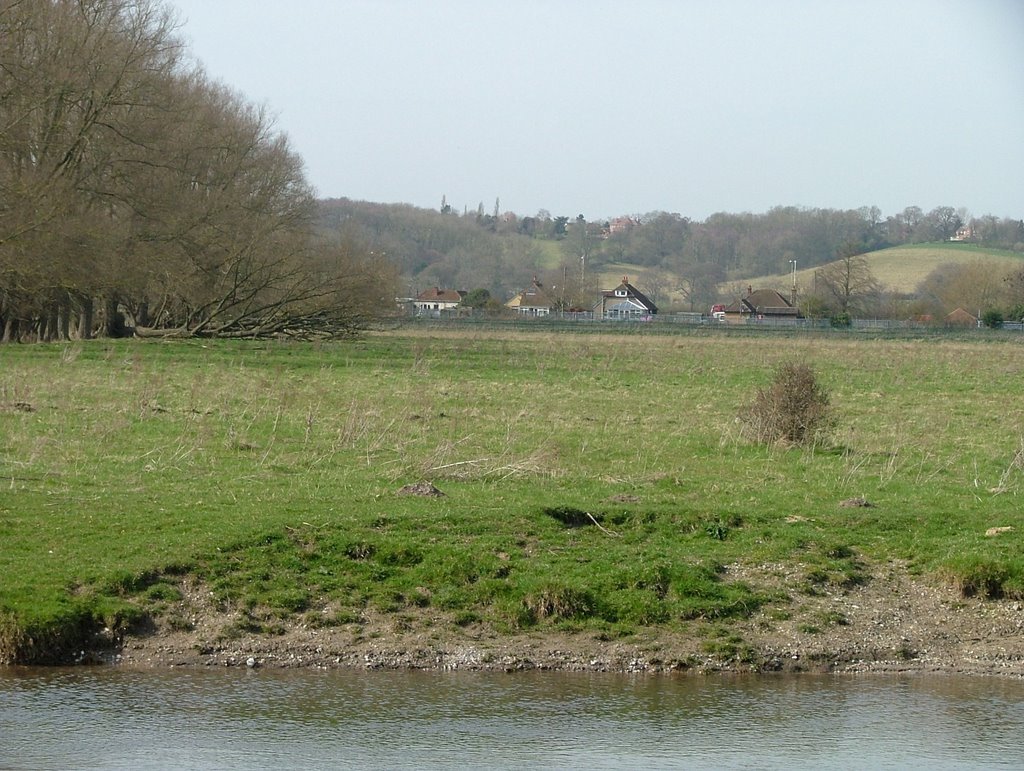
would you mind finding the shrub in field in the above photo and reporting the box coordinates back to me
[981,309,1004,329]
[741,362,834,446]
[829,312,851,328]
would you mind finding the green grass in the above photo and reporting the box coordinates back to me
[534,239,568,270]
[1,330,1022,662]
[746,242,1024,295]
[603,243,1023,306]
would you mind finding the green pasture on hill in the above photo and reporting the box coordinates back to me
[748,242,1024,295]
[1,329,1022,663]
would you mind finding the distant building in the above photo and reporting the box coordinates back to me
[608,216,639,236]
[506,277,556,317]
[595,276,658,319]
[944,307,978,326]
[413,287,465,316]
[722,287,800,324]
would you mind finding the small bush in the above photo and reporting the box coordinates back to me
[981,308,1004,329]
[741,362,834,445]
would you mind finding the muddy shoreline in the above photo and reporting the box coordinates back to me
[110,562,1024,678]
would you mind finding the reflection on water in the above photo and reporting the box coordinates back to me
[2,667,1023,769]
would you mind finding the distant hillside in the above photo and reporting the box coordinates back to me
[741,243,1024,295]
[594,243,1024,313]
[316,198,1022,310]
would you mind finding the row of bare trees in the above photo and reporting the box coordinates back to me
[1,0,394,342]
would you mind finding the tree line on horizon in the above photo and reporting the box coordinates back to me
[320,197,1024,320]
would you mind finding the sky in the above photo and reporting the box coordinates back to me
[169,0,1024,222]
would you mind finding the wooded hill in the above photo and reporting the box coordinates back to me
[320,198,1024,317]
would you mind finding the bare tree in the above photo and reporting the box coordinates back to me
[636,269,671,309]
[674,262,725,312]
[1,0,396,341]
[917,261,1013,317]
[0,0,184,339]
[811,244,882,317]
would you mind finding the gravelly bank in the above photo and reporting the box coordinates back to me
[111,562,1024,678]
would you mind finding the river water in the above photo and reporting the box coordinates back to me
[2,667,1022,769]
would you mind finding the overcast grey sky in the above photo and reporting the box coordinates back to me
[170,0,1023,221]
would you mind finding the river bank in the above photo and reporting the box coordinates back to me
[112,561,1024,678]
[3,335,1022,675]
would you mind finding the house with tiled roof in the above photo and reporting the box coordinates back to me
[506,277,557,317]
[722,287,799,324]
[594,277,657,319]
[944,307,978,327]
[413,287,466,316]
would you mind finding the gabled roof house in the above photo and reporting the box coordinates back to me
[944,307,978,326]
[413,287,465,315]
[595,276,657,319]
[506,277,556,316]
[722,287,799,324]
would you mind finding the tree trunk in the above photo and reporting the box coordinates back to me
[2,316,18,343]
[133,325,190,339]
[78,296,94,340]
[102,295,123,338]
[42,305,59,342]
[57,297,71,341]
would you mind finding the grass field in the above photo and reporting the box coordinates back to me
[534,240,567,270]
[599,243,1024,308]
[1,329,1022,663]
[748,242,1024,295]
